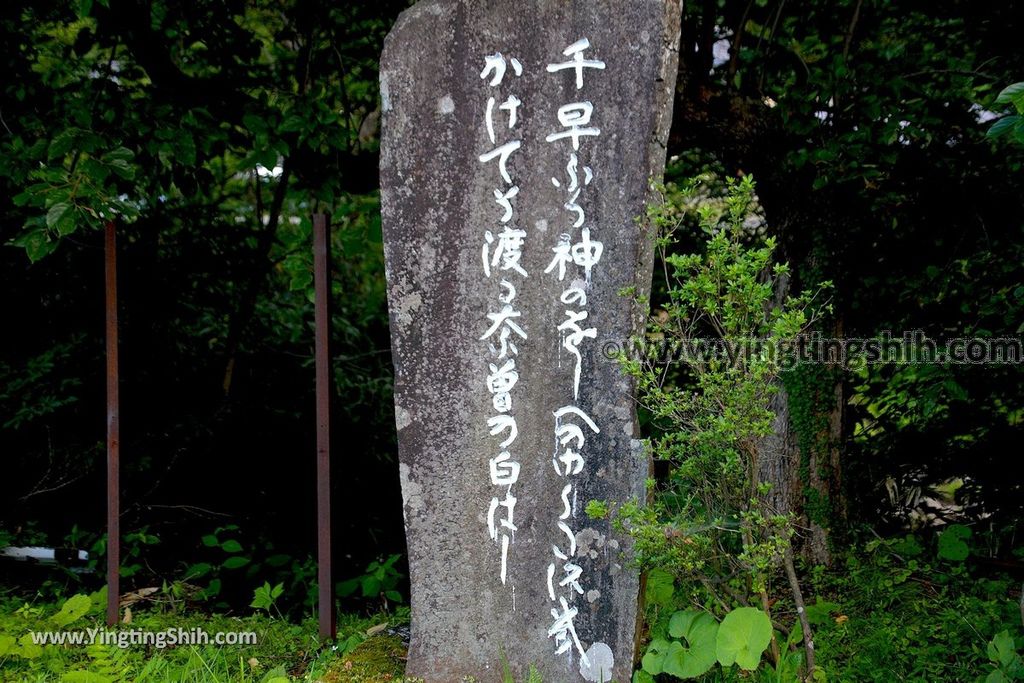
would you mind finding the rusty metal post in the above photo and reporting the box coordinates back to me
[104,221,120,626]
[313,213,336,639]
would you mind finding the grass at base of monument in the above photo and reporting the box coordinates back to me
[0,592,408,682]
[638,534,1023,682]
[5,545,1021,683]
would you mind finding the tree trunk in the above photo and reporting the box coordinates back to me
[668,0,846,566]
[757,365,843,566]
[755,272,844,566]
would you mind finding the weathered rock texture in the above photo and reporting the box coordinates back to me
[380,1,681,680]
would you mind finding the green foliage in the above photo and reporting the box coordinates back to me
[336,554,405,611]
[0,591,401,682]
[671,0,1024,548]
[0,5,1021,683]
[988,83,1024,146]
[186,524,248,603]
[781,362,840,530]
[2,1,391,260]
[0,336,84,430]
[497,654,544,683]
[175,525,320,616]
[980,631,1024,682]
[331,633,407,683]
[1,4,401,619]
[630,533,1024,681]
[63,642,134,683]
[715,607,773,671]
[937,524,973,562]
[251,582,285,613]
[804,535,1023,681]
[644,568,677,610]
[10,137,141,262]
[624,175,830,678]
[657,611,719,678]
[51,594,91,628]
[0,591,106,667]
[640,607,772,679]
[585,499,610,520]
[119,528,160,580]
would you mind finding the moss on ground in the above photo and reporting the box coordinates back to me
[323,634,407,682]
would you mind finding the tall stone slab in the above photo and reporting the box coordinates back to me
[380,2,680,680]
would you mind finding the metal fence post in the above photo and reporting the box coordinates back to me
[104,221,120,626]
[313,213,336,639]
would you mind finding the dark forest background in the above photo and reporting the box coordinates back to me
[1,1,1023,672]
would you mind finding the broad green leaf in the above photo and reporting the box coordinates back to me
[256,149,279,169]
[994,82,1024,109]
[48,129,78,160]
[19,228,58,262]
[804,599,842,625]
[90,587,107,612]
[280,114,306,133]
[222,555,250,569]
[198,578,221,599]
[242,113,267,134]
[988,631,1017,667]
[289,270,312,292]
[893,534,923,557]
[46,202,72,230]
[174,134,196,166]
[987,116,1020,139]
[937,524,971,561]
[645,568,675,608]
[184,562,212,579]
[716,607,773,671]
[17,633,43,659]
[664,610,719,678]
[102,146,134,162]
[250,584,272,609]
[107,159,135,180]
[81,158,111,183]
[265,553,291,567]
[360,576,381,597]
[642,638,672,675]
[1014,118,1024,145]
[220,539,243,553]
[52,593,92,627]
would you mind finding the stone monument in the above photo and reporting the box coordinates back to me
[380,1,681,679]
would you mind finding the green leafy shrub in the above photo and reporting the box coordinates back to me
[336,554,405,612]
[988,83,1024,146]
[619,175,831,680]
[980,630,1024,682]
[0,590,402,681]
